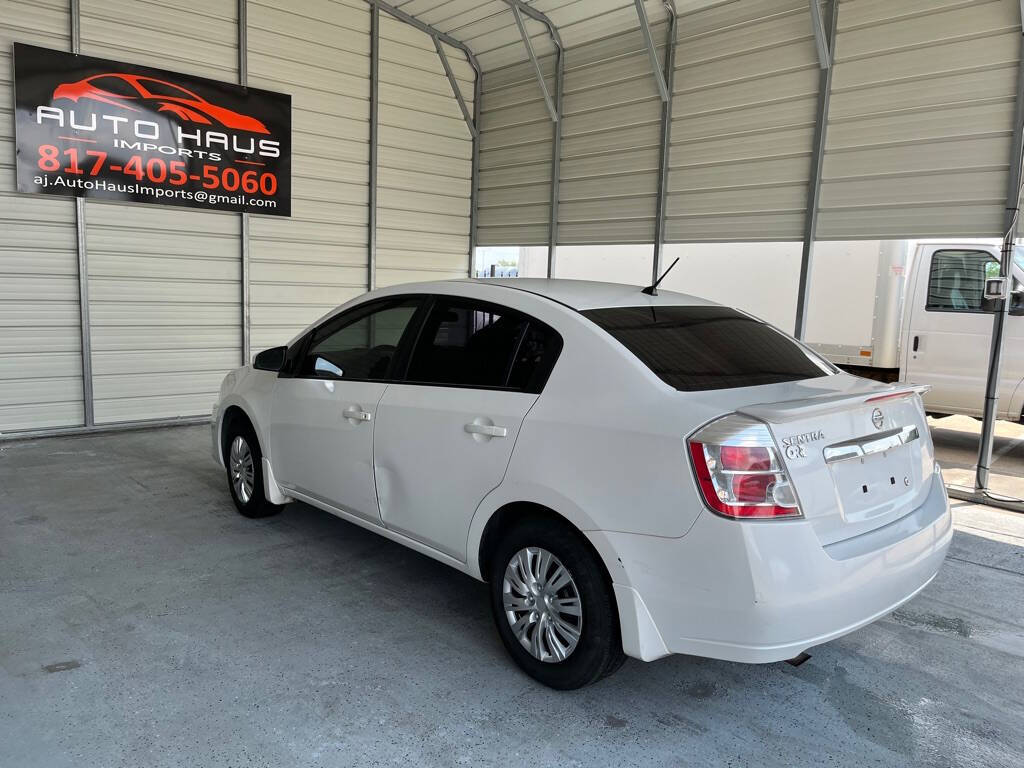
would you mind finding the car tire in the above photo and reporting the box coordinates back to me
[223,420,283,519]
[488,517,626,689]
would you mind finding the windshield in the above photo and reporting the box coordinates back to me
[581,305,836,392]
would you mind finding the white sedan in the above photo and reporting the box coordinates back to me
[212,279,952,689]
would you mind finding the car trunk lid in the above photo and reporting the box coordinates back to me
[736,382,934,546]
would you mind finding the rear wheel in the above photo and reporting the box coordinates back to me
[488,518,625,689]
[224,420,283,519]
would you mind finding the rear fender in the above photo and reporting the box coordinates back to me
[465,482,607,581]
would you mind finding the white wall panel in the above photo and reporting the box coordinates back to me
[247,0,370,350]
[665,0,822,242]
[80,0,241,424]
[0,0,84,432]
[377,15,473,286]
[818,0,1021,238]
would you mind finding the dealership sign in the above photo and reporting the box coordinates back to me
[12,43,291,216]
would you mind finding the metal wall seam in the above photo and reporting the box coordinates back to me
[470,60,482,274]
[70,0,94,427]
[651,1,678,285]
[368,1,379,292]
[548,44,563,276]
[238,0,250,365]
[496,0,563,272]
[794,0,838,340]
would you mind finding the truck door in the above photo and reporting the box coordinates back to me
[904,246,1018,418]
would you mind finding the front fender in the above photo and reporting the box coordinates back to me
[213,367,278,465]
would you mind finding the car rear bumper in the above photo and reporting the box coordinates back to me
[598,469,952,664]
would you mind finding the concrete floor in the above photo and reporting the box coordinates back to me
[930,415,1024,502]
[1,425,1023,768]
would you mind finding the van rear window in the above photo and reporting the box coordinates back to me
[581,305,834,391]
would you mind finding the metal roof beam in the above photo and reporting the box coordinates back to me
[651,1,677,283]
[433,37,478,138]
[501,0,563,48]
[634,0,670,102]
[509,4,558,123]
[794,0,838,338]
[369,1,482,74]
[365,1,483,275]
[809,0,831,69]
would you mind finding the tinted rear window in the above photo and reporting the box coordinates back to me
[581,305,834,391]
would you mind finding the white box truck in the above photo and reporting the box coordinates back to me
[800,240,1024,421]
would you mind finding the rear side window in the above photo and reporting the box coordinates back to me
[406,297,560,392]
[581,305,834,392]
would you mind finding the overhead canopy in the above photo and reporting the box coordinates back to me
[387,0,1024,247]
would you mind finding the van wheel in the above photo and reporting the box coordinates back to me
[224,422,283,519]
[488,518,625,689]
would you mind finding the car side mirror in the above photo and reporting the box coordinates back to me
[253,346,287,372]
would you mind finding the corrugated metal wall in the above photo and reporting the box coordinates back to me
[477,12,669,247]
[377,15,474,285]
[665,0,823,242]
[2,0,1023,434]
[247,0,370,352]
[558,21,667,245]
[0,0,83,432]
[80,0,243,424]
[477,52,556,246]
[818,0,1021,238]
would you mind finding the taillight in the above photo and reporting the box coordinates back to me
[687,414,802,520]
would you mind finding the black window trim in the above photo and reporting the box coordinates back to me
[924,248,1001,315]
[280,292,563,395]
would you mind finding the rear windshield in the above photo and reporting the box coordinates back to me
[581,305,834,391]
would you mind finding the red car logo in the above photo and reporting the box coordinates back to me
[52,73,270,134]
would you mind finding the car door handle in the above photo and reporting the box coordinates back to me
[343,407,372,422]
[464,423,507,438]
[912,335,920,352]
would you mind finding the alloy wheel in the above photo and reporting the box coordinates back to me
[502,547,583,663]
[229,435,255,504]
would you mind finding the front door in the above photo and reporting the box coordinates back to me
[904,247,1016,417]
[373,296,560,561]
[269,297,424,522]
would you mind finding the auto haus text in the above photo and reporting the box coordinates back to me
[34,105,281,160]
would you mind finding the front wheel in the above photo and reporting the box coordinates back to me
[488,518,625,689]
[224,422,283,519]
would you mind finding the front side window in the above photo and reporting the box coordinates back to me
[299,299,420,381]
[926,249,999,312]
[581,305,834,392]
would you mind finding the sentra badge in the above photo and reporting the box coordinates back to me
[781,429,825,460]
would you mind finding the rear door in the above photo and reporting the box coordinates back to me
[904,246,1011,416]
[269,296,424,523]
[373,296,561,561]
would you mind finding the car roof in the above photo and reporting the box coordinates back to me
[460,278,718,311]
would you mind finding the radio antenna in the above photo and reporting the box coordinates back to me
[641,257,680,296]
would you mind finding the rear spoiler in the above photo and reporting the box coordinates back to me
[738,384,930,424]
